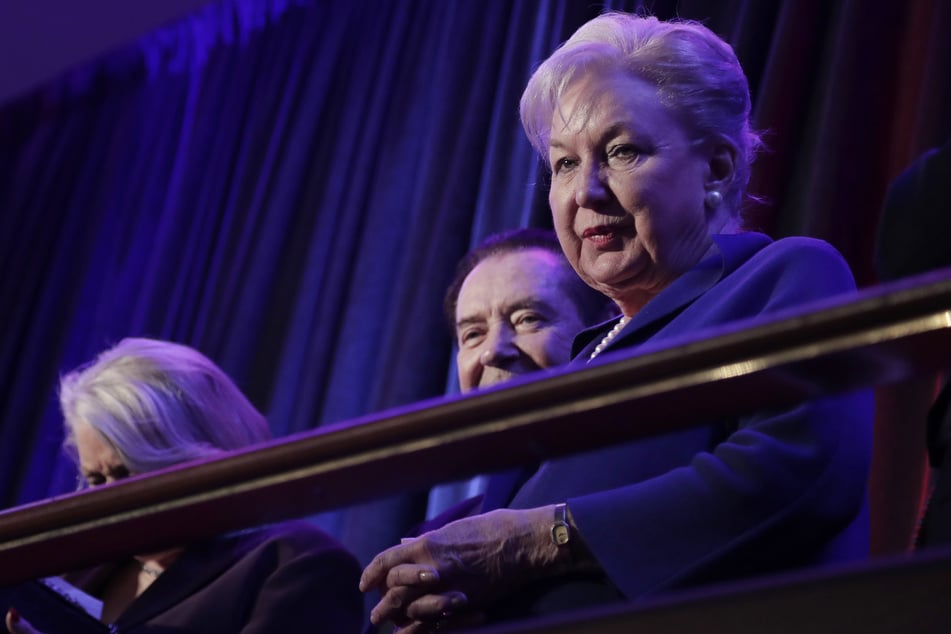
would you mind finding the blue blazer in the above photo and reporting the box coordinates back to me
[507,232,873,606]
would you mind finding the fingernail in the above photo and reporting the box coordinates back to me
[451,595,466,608]
[9,607,19,623]
[419,570,438,582]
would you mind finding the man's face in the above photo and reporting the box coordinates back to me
[454,249,587,392]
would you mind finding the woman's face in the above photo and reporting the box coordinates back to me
[547,69,724,314]
[74,421,131,487]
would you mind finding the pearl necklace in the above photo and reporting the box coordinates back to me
[588,316,629,361]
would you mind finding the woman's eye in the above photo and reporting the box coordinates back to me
[552,157,578,173]
[82,465,131,488]
[607,144,639,161]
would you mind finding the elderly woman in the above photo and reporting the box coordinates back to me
[360,11,872,632]
[6,338,363,634]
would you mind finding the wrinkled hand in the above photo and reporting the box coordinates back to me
[360,506,563,631]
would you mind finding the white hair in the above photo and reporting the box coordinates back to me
[60,337,271,476]
[520,12,762,212]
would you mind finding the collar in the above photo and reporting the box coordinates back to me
[571,232,773,360]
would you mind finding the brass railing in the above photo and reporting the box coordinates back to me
[3,269,951,630]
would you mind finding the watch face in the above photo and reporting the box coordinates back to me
[552,524,570,545]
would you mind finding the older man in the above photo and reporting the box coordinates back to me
[424,228,616,519]
[446,227,616,393]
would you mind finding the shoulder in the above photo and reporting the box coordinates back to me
[224,520,360,569]
[702,233,858,317]
[876,138,951,279]
[740,235,855,292]
[714,232,848,272]
[189,524,362,633]
[726,232,847,265]
[760,235,847,259]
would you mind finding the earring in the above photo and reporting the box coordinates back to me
[704,190,723,209]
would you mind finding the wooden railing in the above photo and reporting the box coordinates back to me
[3,269,951,630]
[466,545,951,633]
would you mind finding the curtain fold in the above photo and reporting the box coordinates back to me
[1,0,949,572]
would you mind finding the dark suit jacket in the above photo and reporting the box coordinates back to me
[875,135,951,281]
[874,135,951,547]
[502,232,873,613]
[65,520,363,633]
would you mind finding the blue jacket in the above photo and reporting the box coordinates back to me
[508,232,872,605]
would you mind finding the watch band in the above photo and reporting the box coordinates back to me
[551,502,570,546]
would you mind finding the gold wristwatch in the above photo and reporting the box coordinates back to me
[551,502,570,546]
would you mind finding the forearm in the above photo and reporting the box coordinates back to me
[570,393,872,598]
[482,505,602,583]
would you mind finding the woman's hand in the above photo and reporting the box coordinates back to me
[5,608,43,634]
[359,506,568,629]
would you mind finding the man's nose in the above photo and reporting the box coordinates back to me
[480,326,518,366]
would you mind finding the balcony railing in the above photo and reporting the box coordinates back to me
[3,268,951,630]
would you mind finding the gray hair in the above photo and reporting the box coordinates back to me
[520,12,762,211]
[60,337,271,476]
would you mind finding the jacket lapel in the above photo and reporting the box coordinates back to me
[115,532,247,628]
[572,232,772,360]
